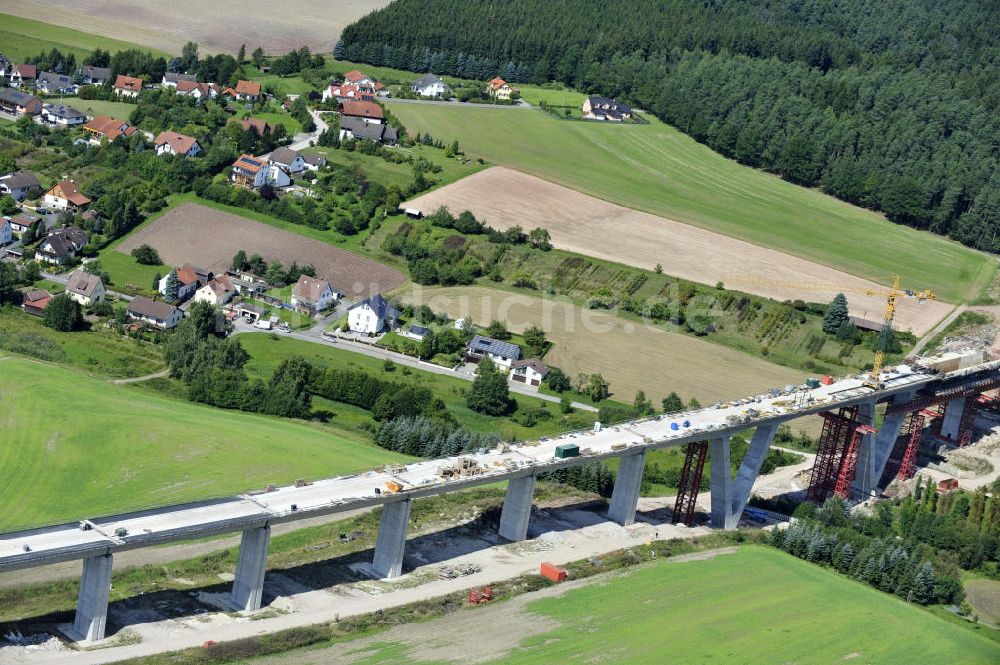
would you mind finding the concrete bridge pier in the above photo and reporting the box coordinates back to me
[853,391,915,498]
[71,553,113,642]
[372,498,412,578]
[712,424,779,530]
[230,525,271,612]
[608,450,647,526]
[940,397,966,440]
[498,475,536,541]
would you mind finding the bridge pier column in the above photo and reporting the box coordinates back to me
[72,553,113,642]
[498,475,536,541]
[373,498,412,578]
[709,436,732,529]
[230,525,271,612]
[853,391,915,498]
[723,423,778,529]
[940,397,966,440]
[608,450,647,526]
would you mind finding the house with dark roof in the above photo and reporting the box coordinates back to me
[230,153,290,189]
[42,103,86,127]
[268,147,306,174]
[509,358,549,387]
[291,275,338,313]
[162,72,197,88]
[154,130,201,157]
[347,294,399,334]
[127,297,183,329]
[582,96,632,122]
[0,88,42,116]
[6,212,40,237]
[0,216,11,246]
[339,100,384,125]
[114,74,143,98]
[300,151,327,171]
[0,54,10,78]
[66,270,106,306]
[78,66,111,85]
[36,71,74,95]
[34,227,88,264]
[411,73,447,98]
[338,116,398,145]
[466,335,522,369]
[0,171,41,201]
[400,323,429,342]
[43,180,90,210]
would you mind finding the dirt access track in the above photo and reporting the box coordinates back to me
[0,0,390,54]
[118,203,405,298]
[406,167,953,337]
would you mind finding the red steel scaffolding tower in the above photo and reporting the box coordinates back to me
[672,441,708,527]
[897,409,940,480]
[806,406,860,503]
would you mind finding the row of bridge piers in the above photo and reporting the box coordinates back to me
[68,389,990,642]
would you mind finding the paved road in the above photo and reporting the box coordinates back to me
[287,109,329,151]
[388,98,531,109]
[234,318,598,412]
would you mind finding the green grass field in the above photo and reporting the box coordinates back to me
[0,356,401,531]
[71,99,138,119]
[0,13,170,62]
[347,547,999,664]
[517,84,586,107]
[312,144,485,192]
[387,103,993,304]
[238,334,597,439]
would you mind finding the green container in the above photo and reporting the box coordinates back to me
[555,443,580,459]
[806,378,821,389]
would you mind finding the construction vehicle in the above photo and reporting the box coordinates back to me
[730,274,934,388]
[384,481,403,493]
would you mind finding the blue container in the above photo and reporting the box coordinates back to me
[670,422,679,431]
[683,420,691,428]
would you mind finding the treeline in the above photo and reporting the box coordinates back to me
[312,366,453,424]
[340,0,1000,252]
[375,415,500,457]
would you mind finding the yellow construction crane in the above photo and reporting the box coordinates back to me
[729,275,935,388]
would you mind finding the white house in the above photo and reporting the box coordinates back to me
[162,72,197,88]
[127,297,182,329]
[36,71,74,95]
[347,293,399,334]
[43,180,90,210]
[154,130,201,157]
[301,151,327,171]
[0,217,12,246]
[65,270,106,306]
[193,275,236,306]
[114,74,143,98]
[509,359,549,387]
[466,335,522,370]
[411,73,447,98]
[0,170,41,200]
[34,227,88,264]
[268,147,306,175]
[159,265,202,301]
[291,274,337,312]
[42,104,86,127]
[230,154,291,190]
[400,323,429,342]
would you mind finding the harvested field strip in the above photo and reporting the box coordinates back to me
[406,167,953,336]
[390,103,992,304]
[116,202,406,299]
[399,285,802,403]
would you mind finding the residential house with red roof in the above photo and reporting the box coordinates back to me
[291,275,339,313]
[114,74,144,98]
[339,100,384,125]
[43,181,90,211]
[82,116,136,144]
[154,130,202,157]
[10,64,36,87]
[158,263,209,301]
[486,77,518,101]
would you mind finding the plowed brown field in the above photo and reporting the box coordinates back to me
[117,203,405,298]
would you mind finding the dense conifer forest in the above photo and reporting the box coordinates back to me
[340,0,1000,251]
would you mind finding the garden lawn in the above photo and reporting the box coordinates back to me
[238,333,597,439]
[0,13,170,62]
[387,103,992,303]
[71,99,138,120]
[0,356,401,531]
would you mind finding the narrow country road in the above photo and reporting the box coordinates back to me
[910,303,964,356]
[111,368,170,385]
[287,109,329,151]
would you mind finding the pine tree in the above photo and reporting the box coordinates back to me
[823,293,850,334]
[164,269,180,303]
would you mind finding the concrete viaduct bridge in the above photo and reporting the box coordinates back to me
[2,357,999,643]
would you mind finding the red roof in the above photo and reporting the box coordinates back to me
[13,64,37,78]
[154,130,198,155]
[45,180,90,206]
[239,117,271,136]
[114,74,143,92]
[232,154,265,173]
[488,77,508,91]
[344,69,368,83]
[340,100,384,120]
[235,80,261,96]
[83,115,136,141]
